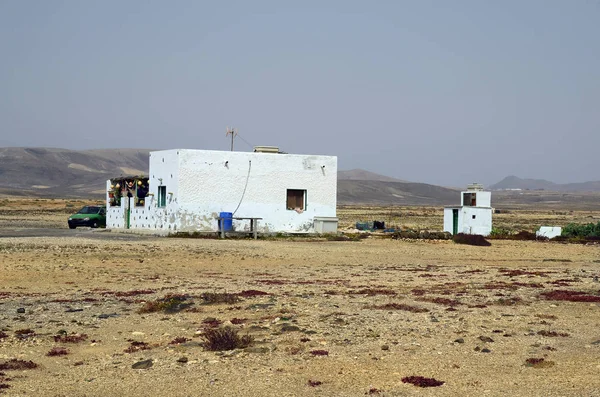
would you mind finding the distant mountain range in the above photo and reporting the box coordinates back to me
[0,147,459,204]
[0,147,150,197]
[490,175,600,192]
[1,148,598,205]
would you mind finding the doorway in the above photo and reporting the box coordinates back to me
[452,209,459,235]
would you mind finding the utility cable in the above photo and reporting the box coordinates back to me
[232,160,251,216]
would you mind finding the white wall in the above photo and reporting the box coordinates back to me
[444,206,492,236]
[106,180,125,228]
[460,191,491,207]
[537,226,562,239]
[108,149,337,234]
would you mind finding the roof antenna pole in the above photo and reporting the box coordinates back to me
[226,127,238,152]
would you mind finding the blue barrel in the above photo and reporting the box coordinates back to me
[219,212,233,231]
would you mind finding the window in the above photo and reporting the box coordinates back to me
[158,186,167,207]
[287,189,306,210]
[463,192,477,207]
[472,215,476,219]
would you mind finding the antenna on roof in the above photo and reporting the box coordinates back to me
[225,127,238,152]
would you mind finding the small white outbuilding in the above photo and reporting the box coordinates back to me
[443,183,492,236]
[105,148,338,234]
[536,226,562,239]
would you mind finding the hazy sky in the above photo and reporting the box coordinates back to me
[1,1,598,186]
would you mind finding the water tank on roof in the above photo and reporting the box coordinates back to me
[467,183,484,191]
[253,146,280,153]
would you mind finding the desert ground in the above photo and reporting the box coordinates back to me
[1,199,600,396]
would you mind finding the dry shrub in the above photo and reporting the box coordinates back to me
[168,337,190,345]
[493,296,524,306]
[286,344,305,355]
[0,332,8,340]
[201,326,253,351]
[401,376,444,387]
[105,289,155,297]
[201,292,239,304]
[53,333,88,343]
[535,314,558,320]
[124,341,152,353]
[370,303,429,313]
[537,330,569,337]
[0,359,38,371]
[14,329,35,339]
[138,294,192,313]
[238,290,269,297]
[47,347,69,356]
[202,317,223,328]
[452,233,491,246]
[307,380,323,387]
[525,358,555,368]
[349,288,396,296]
[310,350,329,356]
[512,231,538,241]
[417,297,461,306]
[540,290,600,303]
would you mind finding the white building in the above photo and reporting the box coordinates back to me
[536,226,562,239]
[105,148,338,234]
[443,183,492,236]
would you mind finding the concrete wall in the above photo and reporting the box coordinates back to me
[537,226,562,239]
[107,149,337,234]
[460,191,491,207]
[444,206,492,236]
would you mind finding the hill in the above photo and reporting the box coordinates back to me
[337,180,458,205]
[0,147,151,197]
[338,169,407,183]
[491,175,600,192]
[0,148,462,205]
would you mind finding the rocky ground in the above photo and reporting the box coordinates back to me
[0,231,599,396]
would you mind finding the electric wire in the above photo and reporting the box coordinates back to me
[232,160,251,216]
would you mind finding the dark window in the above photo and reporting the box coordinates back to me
[472,215,476,219]
[287,189,306,210]
[463,193,477,206]
[158,186,167,207]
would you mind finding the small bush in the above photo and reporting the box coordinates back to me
[238,290,269,298]
[452,233,491,246]
[489,227,511,239]
[0,359,38,371]
[562,222,600,238]
[169,337,190,345]
[370,303,429,313]
[201,327,253,351]
[47,347,69,356]
[138,294,192,313]
[349,288,396,296]
[540,290,600,303]
[512,231,538,241]
[201,292,239,305]
[202,317,223,328]
[124,341,152,353]
[401,376,444,387]
[525,358,555,368]
[537,330,569,337]
[14,329,35,339]
[310,350,329,356]
[53,333,88,343]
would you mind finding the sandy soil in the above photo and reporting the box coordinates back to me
[1,232,599,397]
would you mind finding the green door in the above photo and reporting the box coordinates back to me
[452,209,459,235]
